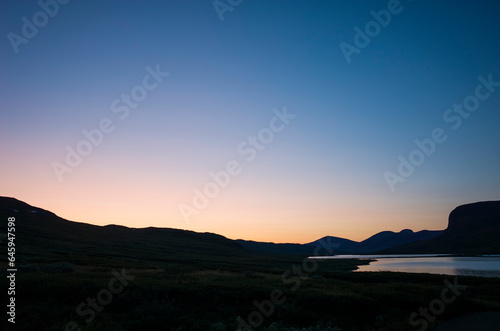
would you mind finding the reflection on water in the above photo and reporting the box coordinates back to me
[312,254,452,260]
[355,256,500,277]
[312,255,500,277]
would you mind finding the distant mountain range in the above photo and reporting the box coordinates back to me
[240,201,500,255]
[0,197,249,266]
[310,228,444,254]
[382,201,500,254]
[1,197,499,260]
[238,229,444,256]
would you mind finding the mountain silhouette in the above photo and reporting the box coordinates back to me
[385,201,500,254]
[308,229,443,254]
[1,197,498,259]
[0,197,248,265]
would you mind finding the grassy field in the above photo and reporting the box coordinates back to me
[1,201,500,330]
[2,255,500,331]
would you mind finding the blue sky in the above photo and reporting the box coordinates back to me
[1,0,500,242]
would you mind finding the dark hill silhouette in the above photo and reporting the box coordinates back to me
[307,236,359,254]
[237,236,361,256]
[239,202,498,255]
[354,229,443,253]
[1,197,498,260]
[308,229,443,254]
[236,240,318,255]
[385,201,500,254]
[238,230,444,256]
[0,197,248,266]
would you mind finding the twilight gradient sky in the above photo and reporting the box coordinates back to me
[1,0,500,243]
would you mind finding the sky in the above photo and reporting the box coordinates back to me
[1,0,500,244]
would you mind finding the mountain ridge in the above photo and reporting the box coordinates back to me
[384,200,500,254]
[1,197,498,257]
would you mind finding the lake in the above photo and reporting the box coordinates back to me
[311,255,500,277]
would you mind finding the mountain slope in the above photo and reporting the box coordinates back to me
[0,197,249,266]
[236,240,317,255]
[387,201,500,254]
[2,197,498,262]
[355,229,443,253]
[307,230,444,254]
[307,236,359,254]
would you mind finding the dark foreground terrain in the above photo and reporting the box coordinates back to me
[3,258,500,330]
[1,197,500,330]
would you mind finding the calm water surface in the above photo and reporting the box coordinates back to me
[313,255,500,277]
